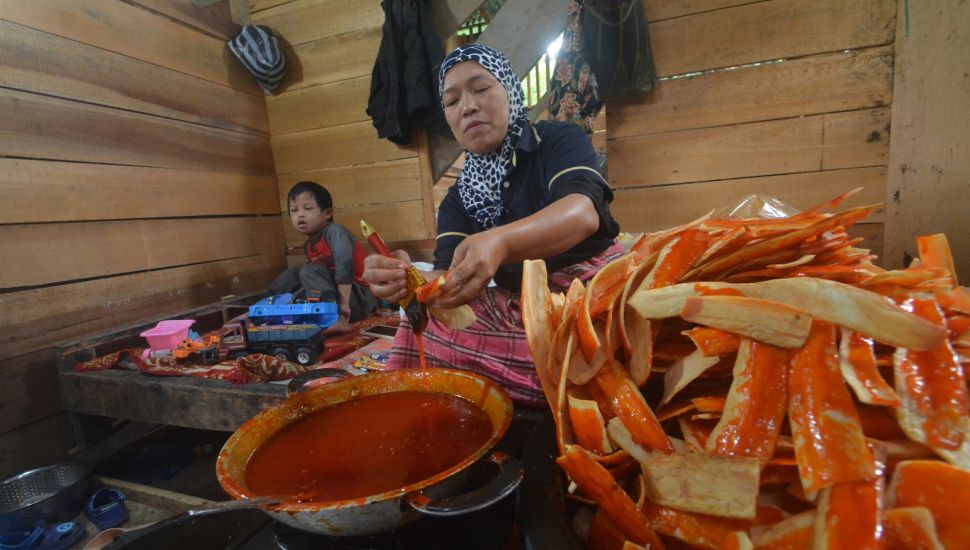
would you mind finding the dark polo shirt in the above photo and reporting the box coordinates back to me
[434,120,620,290]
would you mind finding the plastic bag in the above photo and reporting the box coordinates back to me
[716,194,801,220]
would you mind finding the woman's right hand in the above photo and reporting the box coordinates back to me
[363,251,411,303]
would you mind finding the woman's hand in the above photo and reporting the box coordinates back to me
[363,251,411,303]
[433,230,508,309]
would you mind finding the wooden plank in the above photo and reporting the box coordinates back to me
[0,160,279,224]
[610,166,887,234]
[883,0,970,277]
[251,0,383,47]
[0,20,267,135]
[0,88,274,174]
[126,0,240,40]
[644,0,763,22]
[275,158,422,210]
[250,0,295,13]
[822,107,891,169]
[650,0,897,77]
[282,200,430,246]
[272,120,417,174]
[282,27,381,92]
[0,350,60,435]
[592,129,607,152]
[59,369,285,431]
[607,107,889,188]
[0,414,75,479]
[608,45,894,139]
[478,0,568,76]
[266,75,370,135]
[0,217,284,289]
[608,115,822,188]
[0,0,262,95]
[0,255,282,361]
[429,0,484,40]
[416,130,439,252]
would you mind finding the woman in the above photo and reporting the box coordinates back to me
[363,44,621,406]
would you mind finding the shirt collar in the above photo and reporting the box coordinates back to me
[512,123,541,168]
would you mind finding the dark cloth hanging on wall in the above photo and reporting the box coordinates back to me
[548,0,603,135]
[367,0,449,145]
[581,0,658,102]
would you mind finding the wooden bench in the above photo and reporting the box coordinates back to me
[54,294,287,462]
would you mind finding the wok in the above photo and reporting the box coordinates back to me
[216,367,522,536]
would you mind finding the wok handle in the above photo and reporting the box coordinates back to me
[285,368,351,397]
[405,452,523,517]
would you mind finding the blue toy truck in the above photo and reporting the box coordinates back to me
[217,294,339,366]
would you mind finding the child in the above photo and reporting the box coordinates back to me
[268,181,376,334]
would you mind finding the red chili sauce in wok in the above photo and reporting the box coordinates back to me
[244,391,492,502]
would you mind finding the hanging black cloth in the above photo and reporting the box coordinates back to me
[366,0,449,145]
[581,0,658,102]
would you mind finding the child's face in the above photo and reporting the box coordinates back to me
[289,191,332,236]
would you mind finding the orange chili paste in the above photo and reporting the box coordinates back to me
[244,391,492,502]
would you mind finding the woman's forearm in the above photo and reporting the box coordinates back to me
[493,194,600,264]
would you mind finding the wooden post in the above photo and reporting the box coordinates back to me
[884,0,970,279]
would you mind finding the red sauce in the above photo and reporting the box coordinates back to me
[416,332,429,389]
[244,391,492,502]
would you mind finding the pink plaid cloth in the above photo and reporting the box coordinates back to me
[386,243,626,406]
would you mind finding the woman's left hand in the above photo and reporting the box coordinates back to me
[432,230,507,309]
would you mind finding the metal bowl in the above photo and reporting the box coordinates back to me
[0,462,94,533]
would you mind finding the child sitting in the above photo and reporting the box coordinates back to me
[268,181,377,334]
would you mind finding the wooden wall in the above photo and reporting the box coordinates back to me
[251,0,437,266]
[0,1,282,476]
[883,0,970,280]
[609,0,896,258]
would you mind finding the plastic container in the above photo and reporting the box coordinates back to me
[139,320,196,350]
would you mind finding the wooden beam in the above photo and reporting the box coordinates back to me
[883,0,970,278]
[429,0,484,40]
[59,369,285,431]
[477,0,567,76]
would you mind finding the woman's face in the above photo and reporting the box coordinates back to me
[441,61,510,155]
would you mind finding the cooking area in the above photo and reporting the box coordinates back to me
[2,0,968,549]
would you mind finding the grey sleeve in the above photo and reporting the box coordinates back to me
[323,223,358,284]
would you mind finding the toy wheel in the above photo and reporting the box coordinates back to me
[200,348,217,364]
[271,347,290,362]
[295,347,316,366]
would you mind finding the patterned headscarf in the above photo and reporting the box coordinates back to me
[439,44,529,229]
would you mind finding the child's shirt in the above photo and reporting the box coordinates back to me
[305,223,369,285]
